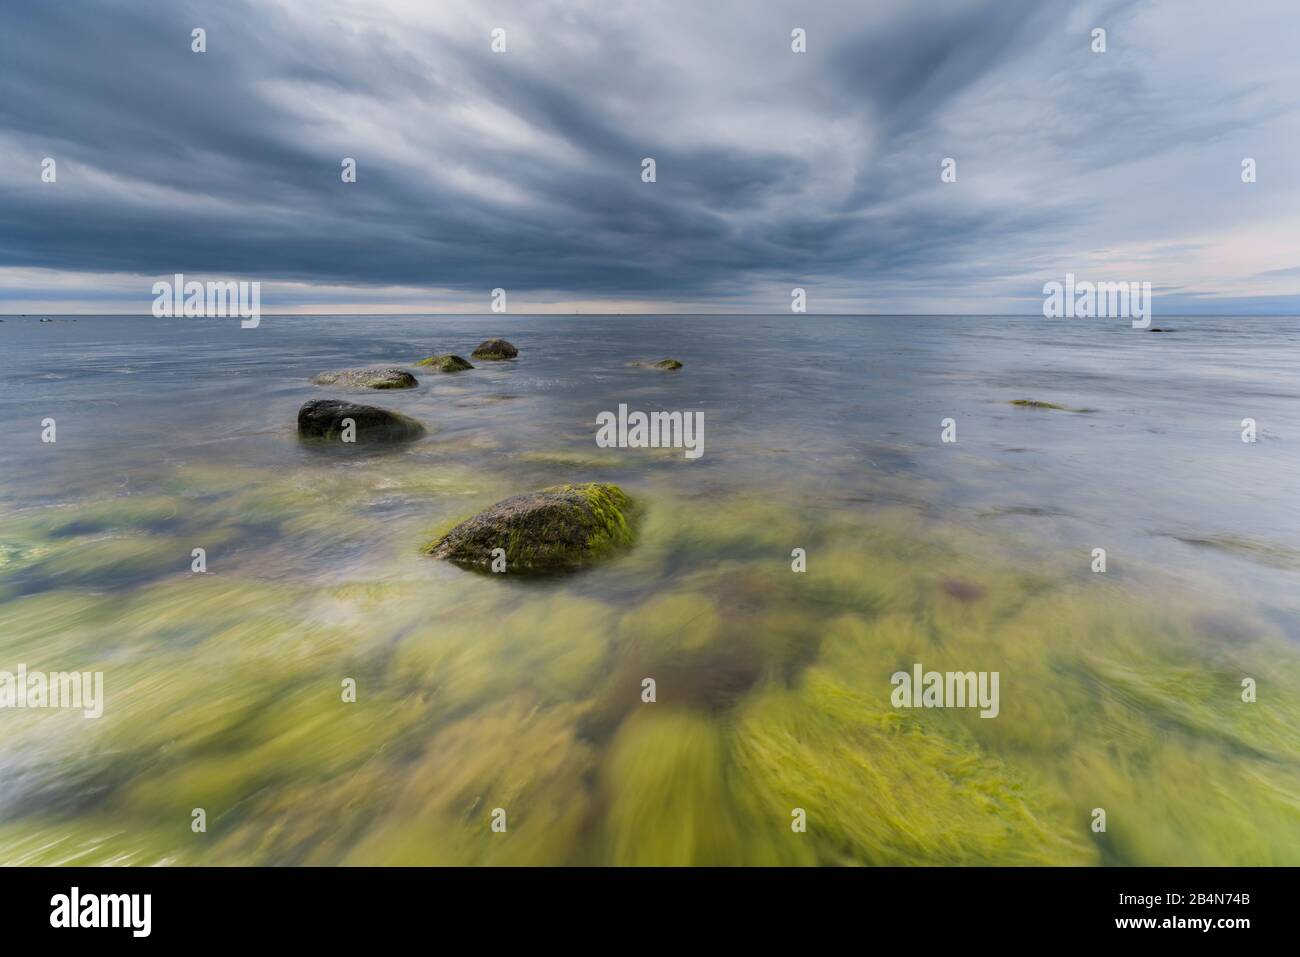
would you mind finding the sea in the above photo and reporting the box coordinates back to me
[0,313,1297,864]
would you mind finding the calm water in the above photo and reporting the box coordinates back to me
[1,314,1298,865]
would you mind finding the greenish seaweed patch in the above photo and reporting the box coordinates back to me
[5,459,1300,866]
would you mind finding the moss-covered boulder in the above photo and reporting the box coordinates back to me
[471,338,518,360]
[311,367,417,389]
[425,483,635,574]
[297,399,425,444]
[416,354,474,372]
[650,359,683,370]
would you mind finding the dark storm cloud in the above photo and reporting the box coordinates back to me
[0,0,803,293]
[0,0,1297,310]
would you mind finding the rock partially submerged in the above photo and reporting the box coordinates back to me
[471,338,518,360]
[425,482,635,574]
[416,353,474,372]
[297,399,425,444]
[311,367,417,389]
[1010,399,1095,414]
[631,358,683,370]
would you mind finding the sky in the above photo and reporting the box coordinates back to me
[1,0,1297,315]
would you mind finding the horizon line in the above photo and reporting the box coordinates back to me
[5,312,1300,319]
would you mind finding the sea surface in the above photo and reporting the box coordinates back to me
[1,313,1298,865]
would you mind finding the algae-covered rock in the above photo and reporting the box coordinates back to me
[426,482,635,574]
[311,367,417,389]
[416,354,474,372]
[630,359,683,370]
[297,399,425,444]
[470,338,518,360]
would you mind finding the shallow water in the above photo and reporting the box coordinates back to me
[1,314,1298,865]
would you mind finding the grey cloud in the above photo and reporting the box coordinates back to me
[0,0,1297,311]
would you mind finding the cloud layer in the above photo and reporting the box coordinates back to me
[1,0,1298,313]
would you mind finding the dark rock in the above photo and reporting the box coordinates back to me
[297,399,425,444]
[471,338,518,360]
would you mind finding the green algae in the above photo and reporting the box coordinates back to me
[597,709,811,866]
[341,698,596,866]
[1,460,1298,867]
[730,675,1094,865]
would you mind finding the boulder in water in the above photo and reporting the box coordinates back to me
[416,354,474,372]
[297,399,425,444]
[425,482,635,574]
[311,367,417,389]
[471,338,518,360]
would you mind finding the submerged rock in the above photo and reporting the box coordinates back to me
[416,353,474,372]
[631,358,683,370]
[311,367,417,389]
[297,399,425,444]
[940,579,986,603]
[1010,399,1067,410]
[471,338,518,360]
[425,482,635,574]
